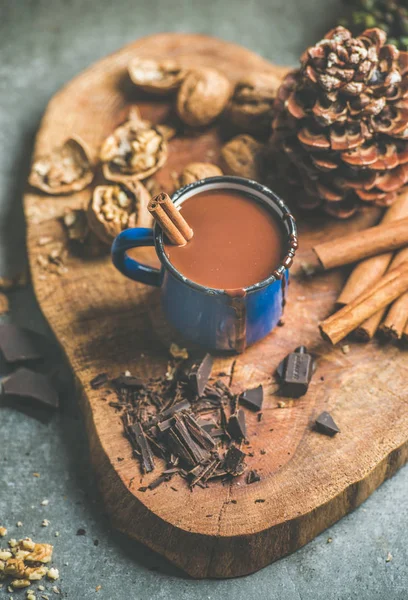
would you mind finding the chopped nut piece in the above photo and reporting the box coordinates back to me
[341,344,350,354]
[101,110,167,182]
[25,543,53,564]
[0,552,12,561]
[95,585,102,592]
[40,521,50,528]
[40,500,49,507]
[221,134,265,182]
[0,527,7,538]
[16,522,23,528]
[277,401,286,408]
[32,473,40,478]
[11,578,31,588]
[128,58,186,95]
[46,568,59,581]
[386,552,393,562]
[169,343,188,360]
[51,585,60,594]
[178,162,223,187]
[8,539,17,548]
[87,181,151,245]
[26,566,48,581]
[177,68,231,127]
[29,136,94,195]
[27,590,36,600]
[5,558,26,577]
[228,72,280,135]
[327,537,333,543]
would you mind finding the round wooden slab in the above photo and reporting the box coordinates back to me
[24,34,408,579]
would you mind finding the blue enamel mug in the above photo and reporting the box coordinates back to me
[111,176,297,352]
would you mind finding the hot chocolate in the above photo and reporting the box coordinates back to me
[164,189,285,289]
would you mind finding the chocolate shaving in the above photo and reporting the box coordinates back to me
[126,420,155,473]
[189,354,213,397]
[90,373,109,390]
[239,385,263,411]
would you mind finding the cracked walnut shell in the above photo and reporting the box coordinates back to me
[221,134,265,181]
[178,162,223,187]
[29,136,94,195]
[100,111,168,182]
[128,58,186,95]
[228,72,280,135]
[176,68,231,127]
[87,181,152,245]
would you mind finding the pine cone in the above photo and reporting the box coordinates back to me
[271,26,408,218]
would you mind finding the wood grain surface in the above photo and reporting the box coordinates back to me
[23,33,408,579]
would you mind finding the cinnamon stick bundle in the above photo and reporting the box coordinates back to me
[320,261,408,345]
[336,191,408,307]
[355,245,408,341]
[148,192,193,246]
[313,217,408,270]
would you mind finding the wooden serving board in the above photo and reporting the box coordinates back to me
[23,34,408,579]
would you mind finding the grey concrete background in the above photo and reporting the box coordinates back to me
[0,1,407,598]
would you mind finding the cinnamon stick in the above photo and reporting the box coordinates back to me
[336,192,408,306]
[320,261,408,345]
[354,245,408,341]
[148,192,193,246]
[312,217,408,270]
[379,291,408,340]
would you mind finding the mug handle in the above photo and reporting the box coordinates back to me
[111,228,162,287]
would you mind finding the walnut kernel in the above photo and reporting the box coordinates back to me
[87,181,151,245]
[29,136,94,195]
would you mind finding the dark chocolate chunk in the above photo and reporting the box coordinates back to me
[315,411,340,437]
[127,421,155,473]
[76,528,86,536]
[0,324,44,363]
[227,409,246,441]
[239,385,263,411]
[189,354,213,397]
[90,373,108,389]
[214,379,234,399]
[246,469,261,484]
[223,446,245,476]
[255,498,265,503]
[1,367,59,409]
[276,346,314,397]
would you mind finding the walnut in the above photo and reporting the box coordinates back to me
[221,134,265,182]
[87,181,151,245]
[46,568,59,581]
[0,527,7,537]
[178,162,223,187]
[100,110,167,182]
[227,72,280,135]
[128,58,186,95]
[24,543,53,564]
[176,68,231,127]
[29,136,94,195]
[26,566,48,581]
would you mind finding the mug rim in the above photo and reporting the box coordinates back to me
[154,175,297,296]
